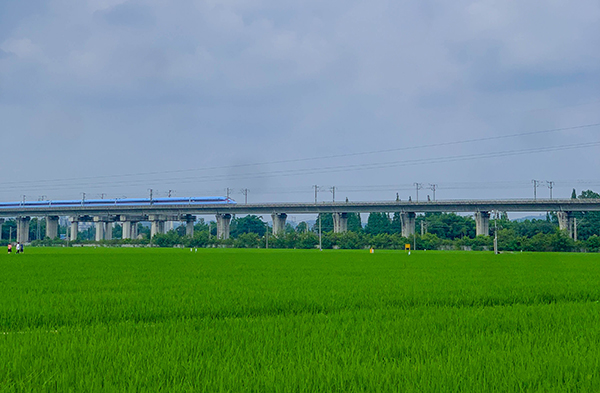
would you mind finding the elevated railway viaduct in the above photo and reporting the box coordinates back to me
[1,199,598,243]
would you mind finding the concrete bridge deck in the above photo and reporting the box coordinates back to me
[1,198,599,217]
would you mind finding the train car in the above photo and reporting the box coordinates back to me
[0,197,236,209]
[0,201,21,209]
[48,200,83,207]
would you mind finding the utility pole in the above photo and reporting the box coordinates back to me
[149,189,153,205]
[37,196,46,241]
[319,213,322,251]
[81,192,86,206]
[414,183,424,202]
[265,224,269,249]
[168,190,172,198]
[532,180,541,200]
[226,188,231,199]
[494,211,499,254]
[330,186,336,202]
[241,189,249,204]
[429,184,437,201]
[100,193,106,199]
[546,181,554,199]
[313,185,319,204]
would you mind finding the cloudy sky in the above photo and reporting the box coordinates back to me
[1,0,599,205]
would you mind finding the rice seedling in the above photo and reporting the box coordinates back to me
[1,248,600,392]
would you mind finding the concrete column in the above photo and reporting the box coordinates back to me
[105,222,113,240]
[16,216,31,243]
[474,211,490,237]
[216,213,232,240]
[94,218,105,241]
[401,212,416,237]
[182,215,196,237]
[271,213,287,236]
[122,221,132,239]
[70,218,79,241]
[46,216,59,239]
[149,215,166,238]
[131,222,139,239]
[333,212,349,233]
[558,211,574,238]
[0,218,4,240]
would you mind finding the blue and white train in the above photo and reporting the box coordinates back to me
[0,196,236,209]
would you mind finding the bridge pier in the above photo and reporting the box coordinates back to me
[558,211,574,238]
[122,220,132,239]
[105,222,113,240]
[70,218,79,241]
[16,216,30,243]
[149,215,166,238]
[93,217,106,241]
[333,212,348,233]
[401,212,416,237]
[0,218,4,240]
[474,211,490,236]
[46,216,59,239]
[182,215,196,237]
[271,213,287,236]
[216,213,232,240]
[119,215,140,239]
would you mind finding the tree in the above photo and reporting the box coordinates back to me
[296,232,318,249]
[296,222,309,233]
[586,235,600,252]
[315,214,334,233]
[153,230,182,247]
[391,212,402,234]
[137,223,151,239]
[1,219,17,241]
[365,213,391,235]
[231,215,266,237]
[194,219,209,233]
[347,213,363,232]
[571,188,577,199]
[113,224,122,239]
[234,233,261,248]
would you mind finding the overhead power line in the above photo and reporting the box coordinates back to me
[0,122,598,189]
[1,139,599,195]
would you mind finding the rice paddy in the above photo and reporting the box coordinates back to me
[2,248,600,392]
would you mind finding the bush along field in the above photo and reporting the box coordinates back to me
[2,248,600,391]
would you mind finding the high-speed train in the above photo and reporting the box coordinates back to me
[0,196,236,209]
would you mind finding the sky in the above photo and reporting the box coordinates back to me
[1,0,600,207]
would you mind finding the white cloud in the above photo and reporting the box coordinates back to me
[0,0,599,200]
[0,37,40,58]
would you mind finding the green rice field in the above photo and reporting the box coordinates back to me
[2,248,600,392]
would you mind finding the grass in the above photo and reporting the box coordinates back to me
[1,248,600,392]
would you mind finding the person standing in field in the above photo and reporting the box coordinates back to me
[20,243,24,254]
[7,243,12,254]
[15,242,20,254]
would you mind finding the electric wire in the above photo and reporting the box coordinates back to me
[1,139,598,195]
[0,122,598,188]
